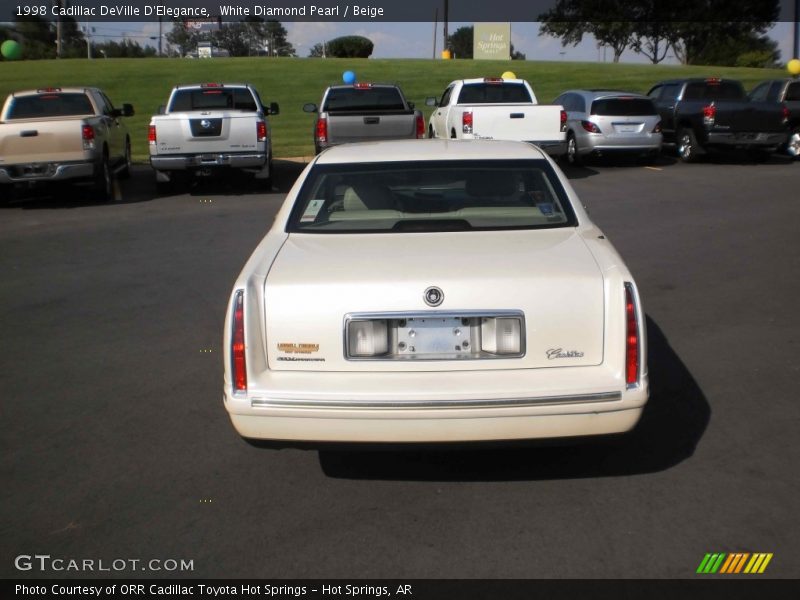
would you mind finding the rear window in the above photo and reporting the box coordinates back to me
[169,88,258,112]
[683,81,745,101]
[786,82,800,102]
[287,160,576,234]
[591,98,657,116]
[323,88,406,112]
[457,83,532,104]
[6,93,94,119]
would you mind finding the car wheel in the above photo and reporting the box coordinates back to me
[676,127,701,163]
[93,153,114,202]
[746,148,771,163]
[786,127,800,159]
[260,154,274,189]
[118,137,132,180]
[154,170,174,195]
[565,133,582,166]
[450,129,457,139]
[0,184,15,205]
[428,125,434,139]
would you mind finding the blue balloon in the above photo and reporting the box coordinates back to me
[342,70,356,85]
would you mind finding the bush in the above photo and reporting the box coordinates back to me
[325,36,374,58]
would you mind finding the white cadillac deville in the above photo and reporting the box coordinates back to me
[223,139,648,444]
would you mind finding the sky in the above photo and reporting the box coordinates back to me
[87,21,798,64]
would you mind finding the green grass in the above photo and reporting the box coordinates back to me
[0,57,787,161]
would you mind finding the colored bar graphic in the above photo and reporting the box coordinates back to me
[701,552,773,574]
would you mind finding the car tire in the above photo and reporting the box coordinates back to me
[450,128,457,139]
[676,127,701,163]
[428,125,435,139]
[746,148,771,163]
[154,170,174,195]
[118,137,132,180]
[0,184,15,205]
[93,152,114,202]
[259,154,274,190]
[786,126,800,159]
[565,132,582,166]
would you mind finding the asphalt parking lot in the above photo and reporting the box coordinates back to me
[1,154,799,579]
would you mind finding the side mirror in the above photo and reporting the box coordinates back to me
[303,103,318,113]
[408,101,415,109]
[121,103,135,117]
[269,102,280,116]
[425,97,437,107]
[158,105,166,115]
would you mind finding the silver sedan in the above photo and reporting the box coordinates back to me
[554,90,663,165]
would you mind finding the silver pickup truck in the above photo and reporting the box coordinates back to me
[303,83,425,154]
[148,83,279,189]
[0,87,134,202]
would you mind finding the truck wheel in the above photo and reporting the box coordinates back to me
[154,170,174,195]
[450,129,457,139]
[93,153,114,202]
[565,133,582,166]
[787,127,800,159]
[676,127,701,163]
[118,137,132,180]
[0,185,15,205]
[428,125,434,139]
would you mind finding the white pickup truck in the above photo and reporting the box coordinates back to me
[148,83,279,189]
[426,78,567,156]
[0,87,134,202]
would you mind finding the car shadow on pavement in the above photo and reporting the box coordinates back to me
[318,316,710,481]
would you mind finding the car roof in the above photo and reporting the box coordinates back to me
[458,78,526,85]
[315,139,548,164]
[559,89,651,100]
[12,87,98,97]
[173,83,252,89]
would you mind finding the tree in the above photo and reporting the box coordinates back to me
[213,23,251,57]
[538,1,636,63]
[93,39,157,58]
[13,15,55,59]
[166,21,200,57]
[325,36,374,58]
[308,42,325,58]
[264,20,295,57]
[510,43,526,60]
[59,17,87,58]
[447,26,473,59]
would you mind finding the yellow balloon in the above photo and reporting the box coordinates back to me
[501,71,516,80]
[788,59,800,76]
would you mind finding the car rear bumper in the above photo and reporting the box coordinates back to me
[150,152,267,170]
[224,373,649,443]
[0,161,95,184]
[706,131,787,147]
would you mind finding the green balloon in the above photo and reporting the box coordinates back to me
[1,40,22,60]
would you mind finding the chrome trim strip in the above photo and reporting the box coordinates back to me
[251,391,621,410]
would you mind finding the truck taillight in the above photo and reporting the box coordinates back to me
[315,117,328,143]
[231,290,247,394]
[702,104,716,127]
[625,283,640,387]
[781,104,790,124]
[560,109,567,132]
[652,121,662,133]
[82,125,95,149]
[256,120,267,142]
[581,120,601,134]
[148,125,157,145]
[416,114,425,139]
[462,111,473,134]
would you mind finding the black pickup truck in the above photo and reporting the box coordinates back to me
[647,78,788,162]
[749,78,800,158]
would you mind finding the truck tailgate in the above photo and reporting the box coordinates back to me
[326,112,417,144]
[151,112,260,154]
[463,105,564,142]
[0,118,87,164]
[713,101,785,133]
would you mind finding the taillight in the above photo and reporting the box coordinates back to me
[581,120,601,134]
[82,124,95,149]
[560,109,567,132]
[231,290,247,393]
[415,114,425,139]
[652,121,662,134]
[256,120,267,142]
[148,124,157,145]
[781,104,790,124]
[462,111,473,134]
[315,117,328,143]
[702,104,716,127]
[624,283,640,387]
